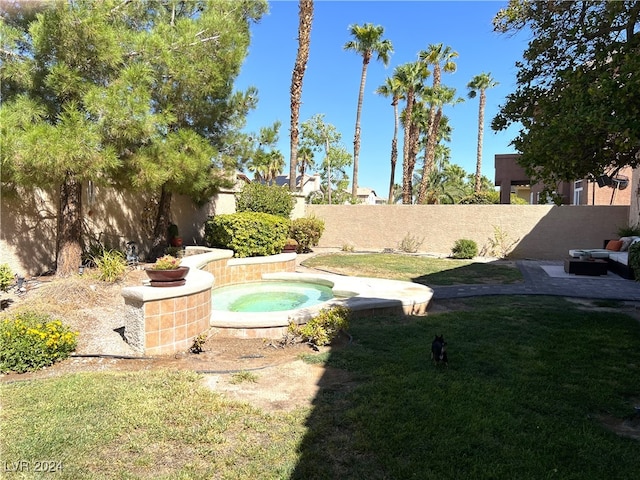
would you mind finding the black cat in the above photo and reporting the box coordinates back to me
[431,335,448,366]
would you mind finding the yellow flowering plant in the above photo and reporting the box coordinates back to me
[0,311,78,373]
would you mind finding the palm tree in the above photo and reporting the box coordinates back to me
[393,61,429,204]
[289,0,314,192]
[467,72,499,193]
[296,146,315,182]
[265,150,285,185]
[344,23,393,199]
[418,44,458,185]
[375,76,403,204]
[416,86,461,204]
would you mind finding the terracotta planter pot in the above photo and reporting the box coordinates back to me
[145,266,189,287]
[170,237,183,247]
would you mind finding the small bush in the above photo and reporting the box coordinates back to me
[0,263,13,293]
[459,191,499,204]
[451,239,478,259]
[230,370,258,384]
[481,225,519,259]
[165,246,183,258]
[629,242,640,282]
[290,216,325,253]
[92,249,127,282]
[398,232,424,253]
[288,305,350,347]
[235,183,294,218]
[342,243,355,252]
[617,223,640,237]
[205,212,290,257]
[0,311,78,373]
[189,333,207,354]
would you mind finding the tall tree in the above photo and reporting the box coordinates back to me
[492,1,640,189]
[468,72,499,193]
[300,114,350,205]
[296,145,315,181]
[0,0,266,271]
[1,0,133,275]
[416,86,462,204]
[393,61,429,204]
[289,0,314,192]
[247,121,283,184]
[375,76,403,204]
[418,44,458,184]
[344,23,393,200]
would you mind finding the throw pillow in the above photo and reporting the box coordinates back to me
[619,236,633,252]
[605,239,623,251]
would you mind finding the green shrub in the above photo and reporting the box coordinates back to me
[0,311,78,373]
[459,191,500,204]
[0,263,13,293]
[451,239,478,259]
[629,242,640,282]
[290,216,325,253]
[235,182,294,218]
[92,249,127,282]
[617,223,640,237]
[205,212,290,257]
[289,305,350,347]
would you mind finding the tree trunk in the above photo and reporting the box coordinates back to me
[387,100,399,204]
[474,90,486,193]
[417,107,443,204]
[325,133,332,205]
[401,91,415,204]
[289,0,313,192]
[56,174,83,277]
[352,55,370,199]
[405,100,422,204]
[148,185,172,262]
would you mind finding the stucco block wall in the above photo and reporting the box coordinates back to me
[2,177,636,276]
[0,183,304,276]
[0,188,58,275]
[306,204,630,260]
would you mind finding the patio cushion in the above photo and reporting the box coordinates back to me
[568,249,610,259]
[620,236,640,251]
[605,240,623,251]
[608,252,629,266]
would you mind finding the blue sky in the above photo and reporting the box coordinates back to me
[234,0,530,198]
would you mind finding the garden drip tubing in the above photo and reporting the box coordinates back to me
[70,353,153,360]
[195,365,276,375]
[70,354,282,374]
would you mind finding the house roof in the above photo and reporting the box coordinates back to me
[273,174,320,189]
[356,187,377,197]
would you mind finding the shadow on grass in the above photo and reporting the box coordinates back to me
[411,259,523,286]
[301,253,523,286]
[290,296,640,479]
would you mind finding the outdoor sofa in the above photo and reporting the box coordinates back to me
[568,237,639,280]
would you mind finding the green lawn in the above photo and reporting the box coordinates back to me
[301,252,523,285]
[2,296,639,479]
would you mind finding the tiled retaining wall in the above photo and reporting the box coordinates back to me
[121,250,296,355]
[140,290,211,356]
[200,255,296,287]
[122,283,212,356]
